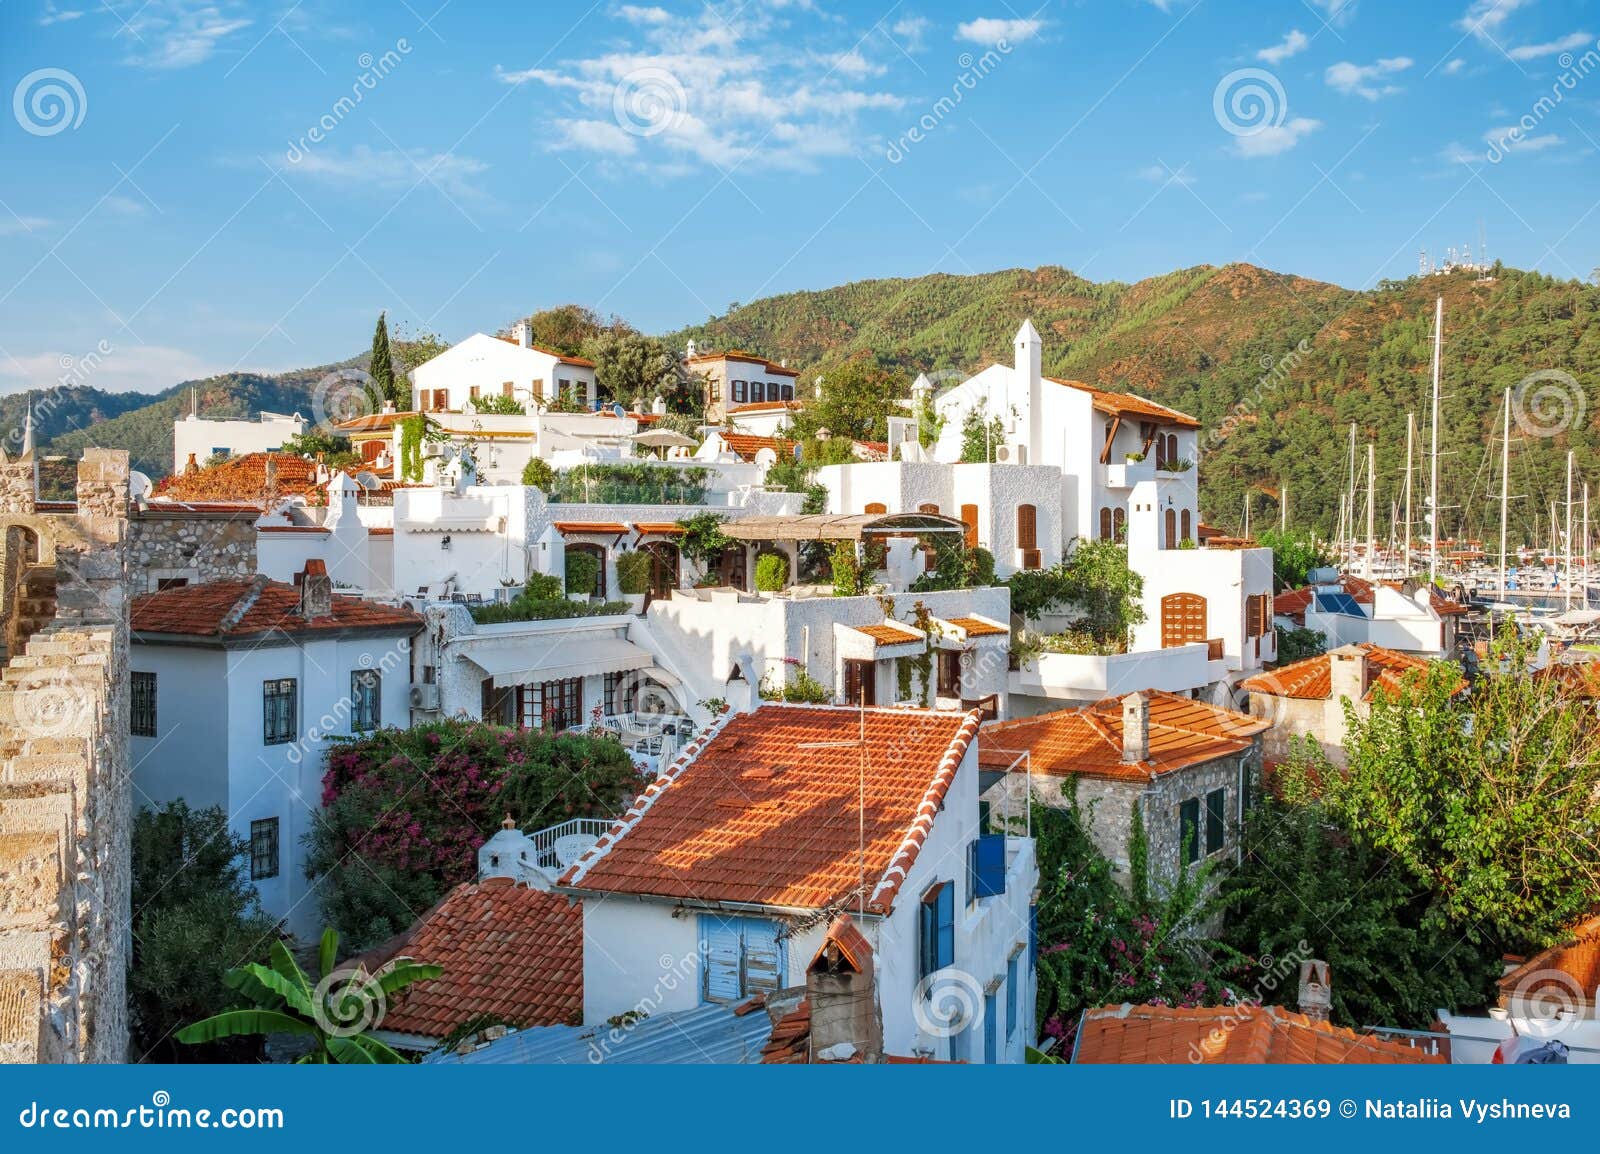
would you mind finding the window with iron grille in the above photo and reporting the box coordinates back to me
[131,671,157,737]
[603,672,622,715]
[351,669,381,732]
[250,818,280,880]
[263,678,297,745]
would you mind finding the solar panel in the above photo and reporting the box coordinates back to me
[1314,591,1365,617]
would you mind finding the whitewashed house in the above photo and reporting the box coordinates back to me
[684,342,800,427]
[558,704,1038,1063]
[128,562,420,934]
[173,409,307,472]
[412,323,599,413]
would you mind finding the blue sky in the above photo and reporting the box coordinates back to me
[2,0,1598,395]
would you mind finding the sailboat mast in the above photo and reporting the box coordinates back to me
[1585,483,1591,599]
[1366,442,1376,579]
[1428,296,1443,585]
[1403,412,1415,575]
[1281,480,1288,532]
[1499,387,1510,599]
[1346,423,1357,571]
[1566,451,1575,610]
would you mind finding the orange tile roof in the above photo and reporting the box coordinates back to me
[154,451,320,506]
[368,877,583,1039]
[1239,643,1431,702]
[1046,377,1200,429]
[492,334,596,367]
[131,575,421,640]
[760,1000,813,1064]
[632,522,685,536]
[561,705,982,914]
[730,399,803,413]
[852,622,923,646]
[687,349,799,376]
[979,690,1267,781]
[1074,1003,1444,1064]
[332,412,410,433]
[945,616,1008,637]
[367,527,394,536]
[1539,661,1600,699]
[714,432,797,462]
[1498,915,1600,1008]
[554,521,628,534]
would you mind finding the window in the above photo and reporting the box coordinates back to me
[1160,593,1207,648]
[1181,509,1193,544]
[502,382,515,397]
[960,504,979,549]
[557,377,572,402]
[983,990,997,1064]
[131,671,156,737]
[732,379,747,404]
[864,501,887,515]
[249,818,280,880]
[699,915,783,1002]
[531,378,544,402]
[1099,508,1113,540]
[1006,954,1019,1039]
[1016,503,1037,551]
[780,382,794,401]
[431,388,448,411]
[1205,787,1227,855]
[351,669,381,732]
[263,678,296,745]
[155,576,189,591]
[842,659,876,706]
[1246,592,1270,639]
[1180,797,1201,866]
[517,677,583,730]
[603,671,622,715]
[709,379,721,403]
[937,649,962,698]
[1112,508,1126,540]
[469,385,480,401]
[1164,508,1178,549]
[751,380,766,403]
[918,881,955,977]
[968,834,1007,899]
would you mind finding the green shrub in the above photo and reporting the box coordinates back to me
[759,662,834,703]
[550,462,709,504]
[524,572,564,601]
[830,542,863,596]
[474,394,525,415]
[469,597,630,624]
[616,549,653,595]
[565,550,600,596]
[521,458,556,490]
[755,552,789,592]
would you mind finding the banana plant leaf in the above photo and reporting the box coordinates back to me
[176,1009,315,1045]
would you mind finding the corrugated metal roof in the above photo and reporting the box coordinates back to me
[424,1000,775,1065]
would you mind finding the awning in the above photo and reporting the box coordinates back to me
[722,512,966,541]
[632,522,685,536]
[554,521,628,535]
[461,636,653,688]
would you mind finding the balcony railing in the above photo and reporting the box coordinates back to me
[525,816,614,872]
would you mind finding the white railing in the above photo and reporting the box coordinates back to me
[524,816,614,871]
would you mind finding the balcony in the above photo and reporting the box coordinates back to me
[525,816,614,875]
[1104,459,1156,489]
[1009,642,1213,702]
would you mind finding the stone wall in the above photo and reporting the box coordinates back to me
[128,507,258,592]
[0,449,132,1063]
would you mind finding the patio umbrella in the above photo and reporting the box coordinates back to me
[630,428,699,459]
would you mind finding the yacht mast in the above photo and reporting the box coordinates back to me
[1403,412,1415,575]
[1428,296,1443,585]
[1346,423,1357,570]
[1498,387,1510,599]
[1365,442,1376,579]
[1566,451,1575,610]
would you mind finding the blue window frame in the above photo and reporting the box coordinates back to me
[697,915,784,1002]
[968,834,1006,899]
[1028,905,1038,972]
[1006,954,1018,1038]
[918,881,954,977]
[983,990,997,1064]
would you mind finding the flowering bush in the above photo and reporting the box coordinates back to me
[306,719,643,950]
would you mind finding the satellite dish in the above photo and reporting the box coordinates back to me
[353,471,382,490]
[612,402,626,418]
[129,470,152,500]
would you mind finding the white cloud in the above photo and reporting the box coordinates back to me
[276,145,490,200]
[1137,163,1195,187]
[1257,30,1309,65]
[0,215,51,235]
[0,344,223,395]
[114,1,253,69]
[616,4,670,25]
[1325,56,1413,99]
[38,3,84,25]
[1485,125,1565,154]
[1457,0,1532,42]
[1439,141,1483,165]
[502,7,907,173]
[955,18,1043,46]
[1310,0,1358,26]
[1232,116,1320,157]
[1444,57,1467,74]
[102,195,148,216]
[891,16,930,51]
[1507,31,1594,60]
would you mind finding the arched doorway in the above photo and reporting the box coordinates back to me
[1180,509,1193,545]
[1164,508,1178,549]
[641,540,680,599]
[566,542,607,599]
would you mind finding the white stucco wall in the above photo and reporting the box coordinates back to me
[412,332,597,413]
[173,412,305,472]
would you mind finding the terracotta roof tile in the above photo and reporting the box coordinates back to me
[370,878,583,1039]
[713,432,797,462]
[131,576,421,639]
[944,616,1008,637]
[979,690,1266,781]
[730,399,804,413]
[554,521,628,534]
[492,334,596,366]
[631,522,686,536]
[1045,377,1200,429]
[1498,915,1600,1008]
[154,451,320,506]
[1240,643,1431,702]
[332,412,410,433]
[561,705,981,914]
[687,349,799,377]
[1074,1003,1444,1064]
[853,623,923,647]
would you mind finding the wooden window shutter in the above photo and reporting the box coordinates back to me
[1160,593,1206,648]
[961,504,979,549]
[864,502,887,515]
[1016,504,1037,551]
[1099,508,1113,540]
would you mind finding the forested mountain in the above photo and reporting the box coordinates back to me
[23,261,1600,546]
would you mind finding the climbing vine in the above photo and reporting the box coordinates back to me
[399,415,427,481]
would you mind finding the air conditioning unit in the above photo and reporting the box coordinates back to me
[409,683,440,711]
[422,441,443,458]
[994,442,1027,465]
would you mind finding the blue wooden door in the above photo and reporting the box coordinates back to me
[983,991,997,1064]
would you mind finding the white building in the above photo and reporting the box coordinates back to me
[558,703,1038,1063]
[412,323,599,414]
[128,562,420,934]
[684,343,800,426]
[173,409,306,473]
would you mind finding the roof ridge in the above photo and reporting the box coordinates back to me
[216,573,272,635]
[868,709,983,914]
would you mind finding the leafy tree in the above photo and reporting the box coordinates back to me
[1255,529,1333,590]
[675,511,732,568]
[1006,561,1077,621]
[176,929,440,1063]
[580,331,694,412]
[305,720,643,949]
[1273,625,1326,664]
[390,322,449,376]
[791,356,901,443]
[130,802,281,1061]
[473,394,525,415]
[516,304,611,356]
[369,312,402,409]
[521,457,556,490]
[1061,538,1145,647]
[959,407,1006,463]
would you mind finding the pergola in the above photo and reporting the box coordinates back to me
[721,511,967,541]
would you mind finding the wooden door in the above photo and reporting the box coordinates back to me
[960,504,979,549]
[1160,593,1207,648]
[843,659,877,706]
[643,541,680,598]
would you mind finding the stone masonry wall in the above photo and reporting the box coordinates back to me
[128,509,257,590]
[0,449,132,1063]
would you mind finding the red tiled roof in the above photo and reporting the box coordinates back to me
[1046,377,1200,429]
[561,705,982,914]
[852,622,922,647]
[687,349,799,377]
[554,521,628,534]
[1497,915,1600,1008]
[154,452,319,506]
[1074,1003,1444,1064]
[1239,643,1431,702]
[730,399,803,413]
[979,690,1267,782]
[632,522,685,536]
[131,576,421,639]
[492,334,596,367]
[369,877,584,1039]
[367,527,394,537]
[713,432,797,462]
[760,1001,813,1064]
[332,412,410,433]
[944,616,1007,637]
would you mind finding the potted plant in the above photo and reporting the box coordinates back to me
[565,550,600,601]
[755,552,789,597]
[616,549,652,613]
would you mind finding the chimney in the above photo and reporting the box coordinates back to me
[296,559,333,619]
[382,400,396,414]
[512,321,532,349]
[1297,960,1332,1023]
[1328,645,1368,704]
[807,916,881,1063]
[1014,318,1043,459]
[476,813,548,888]
[185,452,198,474]
[1120,691,1149,764]
[685,338,697,359]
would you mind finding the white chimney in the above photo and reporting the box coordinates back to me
[1297,960,1332,1023]
[1120,691,1149,764]
[477,814,548,888]
[513,321,532,349]
[1328,645,1368,704]
[652,395,667,415]
[685,338,698,359]
[1014,318,1043,461]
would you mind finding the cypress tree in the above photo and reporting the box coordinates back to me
[369,312,399,407]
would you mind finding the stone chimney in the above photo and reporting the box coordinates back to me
[807,916,881,1063]
[1120,691,1150,764]
[512,321,532,349]
[185,452,199,474]
[295,558,333,619]
[1298,959,1332,1023]
[1328,644,1368,704]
